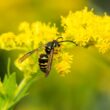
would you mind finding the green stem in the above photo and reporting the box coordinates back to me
[8,70,44,109]
[14,77,30,99]
[2,101,9,110]
[7,58,11,76]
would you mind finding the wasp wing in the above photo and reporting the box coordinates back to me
[19,48,38,63]
[45,49,54,77]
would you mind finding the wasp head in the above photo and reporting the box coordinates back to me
[45,40,60,54]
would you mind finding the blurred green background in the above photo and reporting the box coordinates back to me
[1,0,110,110]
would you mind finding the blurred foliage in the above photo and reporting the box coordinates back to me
[90,0,110,13]
[0,0,86,33]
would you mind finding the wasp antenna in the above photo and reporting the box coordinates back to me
[59,40,78,46]
[56,36,63,41]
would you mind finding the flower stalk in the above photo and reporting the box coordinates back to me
[8,70,43,110]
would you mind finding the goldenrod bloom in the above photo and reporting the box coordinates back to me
[15,54,38,77]
[55,53,73,76]
[61,7,95,46]
[61,7,110,53]
[0,7,110,77]
[0,32,16,50]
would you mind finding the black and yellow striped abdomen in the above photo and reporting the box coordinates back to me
[38,54,48,73]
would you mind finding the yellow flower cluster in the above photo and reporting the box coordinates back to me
[55,53,73,76]
[0,22,58,51]
[0,21,73,76]
[61,7,110,53]
[15,54,38,77]
[0,7,110,76]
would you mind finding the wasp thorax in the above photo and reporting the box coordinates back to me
[45,42,52,54]
[45,40,60,54]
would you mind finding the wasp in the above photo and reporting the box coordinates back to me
[19,37,76,77]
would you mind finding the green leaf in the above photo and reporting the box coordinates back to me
[8,78,31,109]
[0,97,4,109]
[0,96,6,110]
[3,72,17,100]
[0,80,5,97]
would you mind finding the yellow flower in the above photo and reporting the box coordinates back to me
[0,32,17,50]
[61,7,110,53]
[61,7,95,46]
[31,22,58,48]
[19,22,31,33]
[95,39,110,54]
[55,53,73,76]
[17,22,34,50]
[15,54,38,77]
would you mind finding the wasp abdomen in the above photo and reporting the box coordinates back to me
[39,54,48,73]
